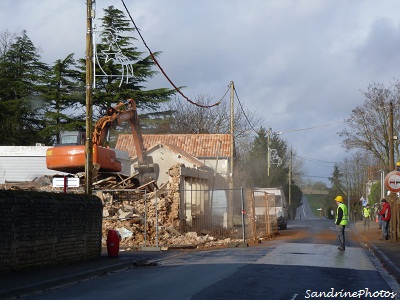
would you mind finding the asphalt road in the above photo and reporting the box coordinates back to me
[25,197,400,300]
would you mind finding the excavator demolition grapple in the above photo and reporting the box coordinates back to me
[46,99,156,189]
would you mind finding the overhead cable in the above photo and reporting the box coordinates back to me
[283,121,343,132]
[233,86,259,135]
[302,175,331,179]
[120,0,223,108]
[298,155,336,164]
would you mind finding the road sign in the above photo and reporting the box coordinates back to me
[52,177,80,188]
[384,171,400,192]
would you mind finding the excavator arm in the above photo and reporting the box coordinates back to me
[92,100,129,147]
[91,99,148,165]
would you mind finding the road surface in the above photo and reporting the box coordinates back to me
[26,196,400,300]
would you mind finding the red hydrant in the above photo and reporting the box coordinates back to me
[107,230,120,258]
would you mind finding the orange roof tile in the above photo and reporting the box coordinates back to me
[116,134,231,158]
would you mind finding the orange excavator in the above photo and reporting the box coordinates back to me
[46,99,154,184]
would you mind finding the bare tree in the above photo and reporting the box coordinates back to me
[339,81,400,170]
[289,147,305,186]
[339,151,376,198]
[166,95,228,134]
[0,30,15,61]
[163,94,263,158]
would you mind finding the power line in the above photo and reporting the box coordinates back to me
[282,121,343,132]
[302,175,331,179]
[120,0,225,108]
[298,155,337,164]
[230,86,344,136]
[233,86,260,135]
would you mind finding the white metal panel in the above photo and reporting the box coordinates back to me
[0,146,65,183]
[0,146,49,157]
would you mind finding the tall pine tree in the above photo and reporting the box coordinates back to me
[0,30,49,145]
[42,53,85,144]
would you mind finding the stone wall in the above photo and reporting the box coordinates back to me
[0,190,103,272]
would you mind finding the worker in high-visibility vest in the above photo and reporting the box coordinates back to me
[363,204,371,231]
[335,195,348,251]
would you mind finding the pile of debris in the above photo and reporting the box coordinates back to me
[100,163,243,249]
[0,176,55,191]
[100,163,183,247]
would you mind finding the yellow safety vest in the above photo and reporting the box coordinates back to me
[336,203,348,225]
[363,207,370,218]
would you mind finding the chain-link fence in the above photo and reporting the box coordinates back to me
[249,189,280,239]
[98,187,280,248]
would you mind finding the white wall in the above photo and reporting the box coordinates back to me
[132,145,204,186]
[0,146,63,183]
[202,158,229,176]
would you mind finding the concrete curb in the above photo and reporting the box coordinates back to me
[364,240,400,284]
[353,222,400,284]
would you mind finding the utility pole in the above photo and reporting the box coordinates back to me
[85,0,94,194]
[288,147,292,219]
[347,176,351,222]
[389,102,397,241]
[229,81,234,189]
[228,81,234,227]
[380,170,385,199]
[267,127,271,177]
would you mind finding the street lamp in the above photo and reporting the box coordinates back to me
[267,127,283,177]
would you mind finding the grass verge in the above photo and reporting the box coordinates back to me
[304,194,327,217]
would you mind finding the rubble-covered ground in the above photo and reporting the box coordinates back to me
[100,193,245,250]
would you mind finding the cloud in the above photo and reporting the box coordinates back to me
[355,18,400,76]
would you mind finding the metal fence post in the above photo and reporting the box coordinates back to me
[251,190,257,242]
[144,190,147,247]
[241,187,245,243]
[266,192,271,237]
[155,188,159,248]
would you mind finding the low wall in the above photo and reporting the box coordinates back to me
[0,190,103,272]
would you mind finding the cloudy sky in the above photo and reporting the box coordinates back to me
[2,0,400,185]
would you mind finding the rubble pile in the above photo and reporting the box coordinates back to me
[100,163,182,247]
[100,163,242,248]
[100,191,179,247]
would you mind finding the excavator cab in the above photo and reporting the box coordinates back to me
[58,131,86,146]
[60,131,86,145]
